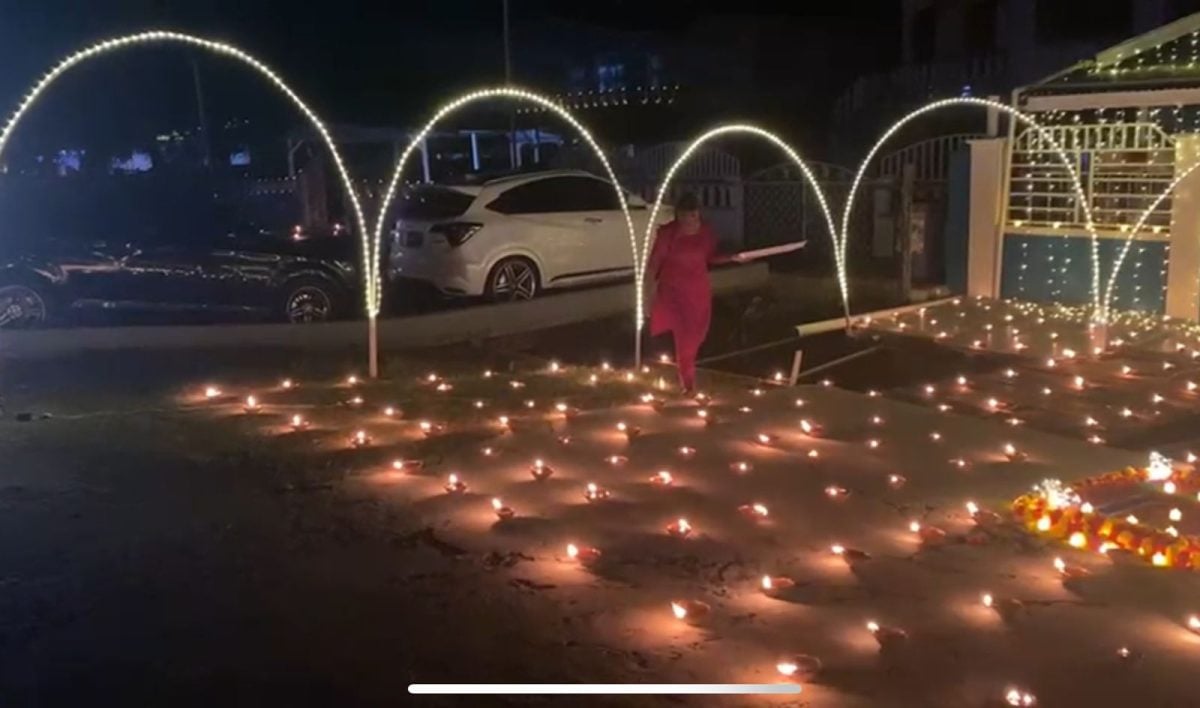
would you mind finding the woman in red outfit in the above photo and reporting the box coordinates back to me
[646,193,744,394]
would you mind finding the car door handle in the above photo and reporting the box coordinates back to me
[584,217,603,224]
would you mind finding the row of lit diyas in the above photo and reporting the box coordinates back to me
[196,361,1174,703]
[879,296,1200,356]
[867,298,1200,447]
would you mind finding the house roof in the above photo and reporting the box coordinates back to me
[1026,12,1200,96]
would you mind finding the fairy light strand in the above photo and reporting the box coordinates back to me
[638,125,842,334]
[839,98,1100,318]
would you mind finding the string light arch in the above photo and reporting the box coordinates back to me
[1102,156,1200,321]
[0,30,371,313]
[637,126,841,361]
[370,87,637,320]
[840,98,1102,317]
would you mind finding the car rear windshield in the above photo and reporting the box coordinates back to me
[395,186,474,220]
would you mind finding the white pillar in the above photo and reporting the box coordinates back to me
[966,137,1007,298]
[469,132,480,171]
[1165,136,1200,321]
[420,136,432,183]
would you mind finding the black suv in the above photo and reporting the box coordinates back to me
[0,179,360,329]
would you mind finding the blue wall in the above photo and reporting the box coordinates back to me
[1000,234,1167,313]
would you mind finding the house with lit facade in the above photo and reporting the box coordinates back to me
[962,11,1200,322]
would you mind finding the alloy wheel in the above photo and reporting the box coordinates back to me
[0,285,47,329]
[491,261,537,301]
[286,286,332,323]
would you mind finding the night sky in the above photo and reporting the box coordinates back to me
[0,1,899,147]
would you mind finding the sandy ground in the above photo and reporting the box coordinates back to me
[3,299,1200,707]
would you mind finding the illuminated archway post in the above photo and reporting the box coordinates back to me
[370,87,637,376]
[839,98,1102,329]
[0,30,374,363]
[636,125,840,368]
[1101,154,1200,324]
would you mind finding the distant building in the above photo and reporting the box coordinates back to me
[833,0,1198,155]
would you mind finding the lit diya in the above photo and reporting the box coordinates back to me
[529,458,554,481]
[1053,557,1089,580]
[1003,443,1027,462]
[866,620,908,648]
[965,501,1001,525]
[831,544,871,562]
[799,419,822,437]
[670,599,710,621]
[290,414,309,431]
[444,474,467,494]
[584,482,610,502]
[729,461,753,474]
[677,446,697,459]
[738,502,769,519]
[350,430,371,447]
[666,517,693,538]
[909,521,946,544]
[761,575,796,593]
[491,497,515,520]
[391,459,424,474]
[755,432,778,447]
[566,543,601,564]
[616,421,641,440]
[775,654,821,681]
[887,474,907,489]
[651,470,675,486]
[243,395,261,413]
[981,592,1024,617]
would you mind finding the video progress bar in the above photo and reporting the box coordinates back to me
[408,684,801,695]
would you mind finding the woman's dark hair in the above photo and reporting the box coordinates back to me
[674,192,701,213]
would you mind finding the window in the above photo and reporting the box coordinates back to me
[397,185,475,220]
[487,176,620,214]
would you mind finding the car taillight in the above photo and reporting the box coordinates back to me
[431,222,482,247]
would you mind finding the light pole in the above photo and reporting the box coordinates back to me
[503,0,517,168]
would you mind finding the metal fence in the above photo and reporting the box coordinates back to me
[1007,121,1175,232]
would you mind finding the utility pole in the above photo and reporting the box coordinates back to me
[190,54,212,169]
[503,0,517,169]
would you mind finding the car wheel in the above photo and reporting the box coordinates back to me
[485,257,540,302]
[0,282,49,330]
[282,277,341,324]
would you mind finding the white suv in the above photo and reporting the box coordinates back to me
[386,170,665,300]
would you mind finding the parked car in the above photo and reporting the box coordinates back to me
[387,170,668,301]
[0,185,359,329]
